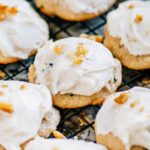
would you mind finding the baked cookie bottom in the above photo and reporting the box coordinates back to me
[0,50,37,65]
[28,64,121,108]
[53,87,115,109]
[104,29,150,70]
[96,134,146,150]
[35,0,116,21]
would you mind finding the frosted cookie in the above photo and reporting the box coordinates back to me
[95,87,150,150]
[0,0,49,64]
[35,0,116,21]
[104,0,150,70]
[24,137,107,150]
[0,81,60,150]
[28,37,122,108]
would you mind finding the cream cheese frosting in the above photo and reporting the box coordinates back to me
[0,81,59,150]
[107,0,150,56]
[33,37,122,96]
[59,0,116,14]
[95,87,150,150]
[25,137,107,150]
[0,0,49,59]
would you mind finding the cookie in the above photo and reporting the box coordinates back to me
[95,87,150,150]
[0,0,49,64]
[24,137,107,150]
[35,0,116,21]
[28,37,122,108]
[0,81,60,150]
[104,0,150,70]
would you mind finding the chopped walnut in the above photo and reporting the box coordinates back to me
[9,6,18,15]
[128,4,135,9]
[75,43,88,57]
[1,84,8,88]
[130,99,140,108]
[0,71,5,79]
[20,84,27,90]
[0,91,4,96]
[0,4,18,21]
[135,14,143,23]
[73,56,84,65]
[114,93,129,104]
[139,106,144,112]
[53,45,63,54]
[52,130,66,139]
[0,102,14,113]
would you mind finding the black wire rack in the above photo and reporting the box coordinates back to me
[0,0,150,142]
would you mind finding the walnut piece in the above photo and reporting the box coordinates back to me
[1,84,8,88]
[135,14,143,23]
[128,4,135,9]
[130,99,140,108]
[0,91,4,96]
[0,102,14,113]
[75,43,88,56]
[54,45,63,54]
[0,4,18,21]
[52,130,66,139]
[114,93,129,104]
[20,84,27,90]
[73,56,84,65]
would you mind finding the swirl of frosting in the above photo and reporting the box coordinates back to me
[25,137,107,150]
[33,37,122,96]
[95,87,150,150]
[0,81,59,150]
[58,0,116,14]
[107,0,150,55]
[0,0,49,59]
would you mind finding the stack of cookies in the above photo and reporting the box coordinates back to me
[0,0,150,150]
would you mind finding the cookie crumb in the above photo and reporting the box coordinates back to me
[130,99,140,108]
[80,34,103,43]
[135,14,143,23]
[54,45,63,54]
[114,93,129,104]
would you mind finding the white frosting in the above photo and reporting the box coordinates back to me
[25,137,107,150]
[59,0,116,14]
[95,87,150,150]
[34,37,122,96]
[107,0,150,55]
[0,0,49,59]
[0,81,59,150]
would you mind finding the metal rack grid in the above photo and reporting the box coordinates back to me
[0,0,150,142]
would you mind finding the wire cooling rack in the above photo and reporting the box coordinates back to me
[0,0,150,142]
